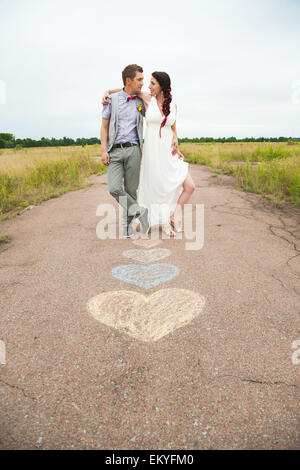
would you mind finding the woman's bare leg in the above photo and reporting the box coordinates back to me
[170,173,196,230]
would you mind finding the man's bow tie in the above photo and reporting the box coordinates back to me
[126,95,137,102]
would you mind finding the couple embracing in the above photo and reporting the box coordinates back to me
[101,64,195,238]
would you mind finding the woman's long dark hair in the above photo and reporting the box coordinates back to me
[152,71,172,137]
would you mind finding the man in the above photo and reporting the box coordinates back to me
[101,64,149,238]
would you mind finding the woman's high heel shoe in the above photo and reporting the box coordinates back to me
[169,215,183,233]
[162,223,176,238]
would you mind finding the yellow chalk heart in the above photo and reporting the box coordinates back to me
[87,288,205,343]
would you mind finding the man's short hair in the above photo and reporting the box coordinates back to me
[122,64,143,86]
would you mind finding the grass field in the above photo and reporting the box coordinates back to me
[0,142,299,230]
[0,144,105,222]
[180,141,300,207]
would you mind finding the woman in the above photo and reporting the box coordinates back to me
[137,72,195,236]
[104,72,195,237]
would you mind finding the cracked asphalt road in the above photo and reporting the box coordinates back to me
[0,164,299,449]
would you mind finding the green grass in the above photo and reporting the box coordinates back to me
[0,145,106,221]
[1,141,299,230]
[180,142,300,206]
[0,234,11,244]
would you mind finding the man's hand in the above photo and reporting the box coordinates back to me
[171,135,179,155]
[102,91,111,106]
[101,151,110,166]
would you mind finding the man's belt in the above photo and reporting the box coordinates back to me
[112,142,139,150]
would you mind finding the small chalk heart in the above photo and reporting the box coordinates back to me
[122,248,171,264]
[112,263,179,289]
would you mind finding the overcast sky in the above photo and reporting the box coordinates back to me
[0,0,300,139]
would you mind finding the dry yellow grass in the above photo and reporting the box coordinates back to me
[179,142,300,206]
[0,144,105,221]
[0,145,102,175]
[1,141,299,229]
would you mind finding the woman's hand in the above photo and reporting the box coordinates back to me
[102,91,111,106]
[101,88,122,106]
[171,135,179,155]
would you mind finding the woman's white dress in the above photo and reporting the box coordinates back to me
[137,97,189,227]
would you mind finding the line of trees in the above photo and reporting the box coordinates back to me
[0,134,100,149]
[0,133,299,149]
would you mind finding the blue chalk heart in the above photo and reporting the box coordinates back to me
[112,263,179,289]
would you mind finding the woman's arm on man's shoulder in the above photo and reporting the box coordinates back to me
[102,88,152,108]
[102,88,122,105]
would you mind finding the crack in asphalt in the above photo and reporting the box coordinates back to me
[209,193,300,297]
[0,379,37,401]
[271,274,287,290]
[286,253,300,277]
[216,374,300,390]
[268,226,300,255]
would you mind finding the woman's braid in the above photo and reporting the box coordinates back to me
[152,72,172,137]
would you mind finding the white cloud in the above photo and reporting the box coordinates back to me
[0,0,300,138]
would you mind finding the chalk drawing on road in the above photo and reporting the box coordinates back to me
[87,288,206,343]
[132,238,162,248]
[122,248,171,264]
[112,263,179,289]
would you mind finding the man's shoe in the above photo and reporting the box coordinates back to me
[122,223,134,238]
[138,208,150,235]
